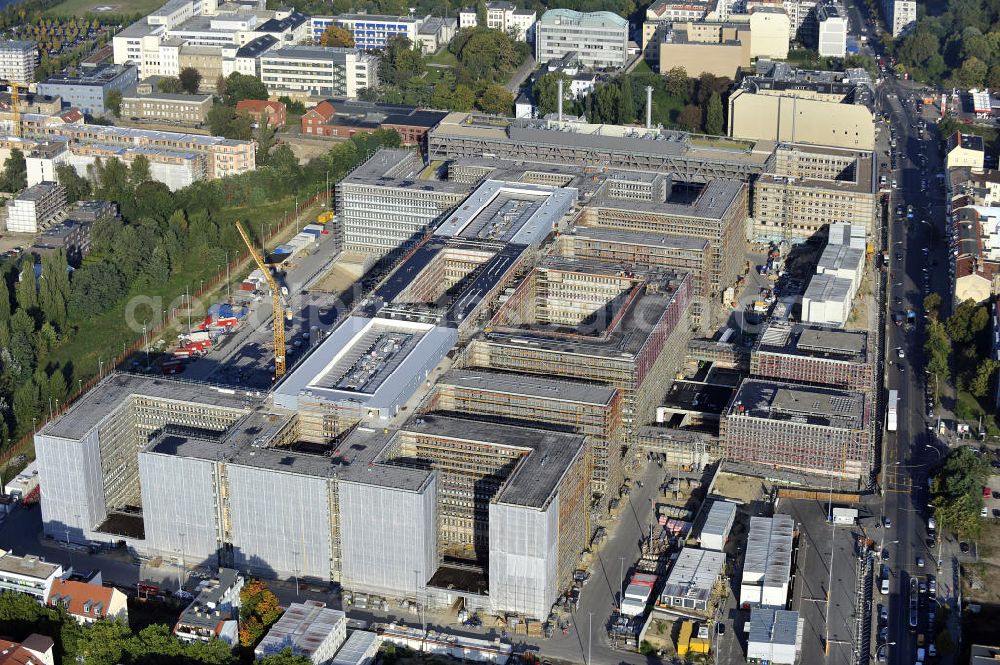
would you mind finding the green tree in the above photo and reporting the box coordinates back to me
[706,91,724,135]
[0,147,26,192]
[7,308,35,381]
[534,72,571,117]
[477,83,513,115]
[955,56,988,87]
[179,66,203,94]
[450,84,476,111]
[276,95,305,115]
[380,35,424,86]
[319,24,354,47]
[663,66,690,97]
[38,250,69,331]
[678,104,702,131]
[925,318,951,379]
[255,116,277,167]
[931,447,990,537]
[259,648,314,665]
[431,82,453,110]
[618,76,635,125]
[55,163,91,204]
[157,76,183,93]
[14,261,37,314]
[455,29,521,84]
[129,154,152,188]
[104,88,122,116]
[223,72,268,105]
[923,292,942,319]
[970,359,998,398]
[946,299,987,343]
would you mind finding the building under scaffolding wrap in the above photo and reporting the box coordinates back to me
[428,368,622,496]
[467,260,693,496]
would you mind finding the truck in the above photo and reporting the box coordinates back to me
[887,390,899,432]
[620,574,656,617]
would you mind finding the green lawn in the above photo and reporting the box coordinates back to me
[45,0,162,17]
[426,48,459,67]
[955,390,1000,437]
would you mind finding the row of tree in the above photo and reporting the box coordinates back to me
[0,128,402,450]
[884,0,1000,88]
[362,30,521,115]
[0,589,311,665]
[930,447,990,538]
[922,294,996,406]
[534,68,731,134]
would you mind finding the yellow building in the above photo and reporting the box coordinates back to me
[657,21,750,77]
[946,132,985,171]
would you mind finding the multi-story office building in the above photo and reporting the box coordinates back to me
[5,182,66,234]
[429,368,623,496]
[37,64,139,116]
[580,173,748,299]
[815,1,846,56]
[0,40,36,85]
[221,34,279,78]
[728,62,876,150]
[259,46,378,98]
[469,260,693,448]
[316,14,422,50]
[883,0,915,37]
[535,9,629,69]
[751,144,876,242]
[120,78,214,125]
[722,378,871,478]
[751,321,872,391]
[336,149,471,256]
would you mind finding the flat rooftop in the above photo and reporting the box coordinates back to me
[662,381,734,414]
[589,177,744,221]
[256,601,345,658]
[661,547,725,603]
[399,414,585,509]
[438,368,617,406]
[0,553,60,579]
[434,180,576,246]
[272,316,457,412]
[341,148,470,194]
[729,379,865,430]
[40,373,256,441]
[39,64,132,87]
[749,608,801,646]
[755,321,868,362]
[744,514,794,587]
[571,225,709,252]
[15,182,61,202]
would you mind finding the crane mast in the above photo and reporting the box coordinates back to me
[234,220,286,379]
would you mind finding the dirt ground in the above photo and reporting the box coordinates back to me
[312,252,373,293]
[711,471,771,505]
[964,521,1000,604]
[845,258,875,332]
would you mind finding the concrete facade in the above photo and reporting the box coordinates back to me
[535,9,629,69]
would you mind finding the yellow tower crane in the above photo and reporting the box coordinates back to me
[234,220,286,379]
[3,81,29,138]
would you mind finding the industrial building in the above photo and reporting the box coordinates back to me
[429,368,622,496]
[751,321,872,391]
[658,547,726,613]
[469,260,693,448]
[747,607,804,664]
[580,173,748,299]
[300,98,447,145]
[699,500,737,551]
[722,379,871,478]
[331,631,381,665]
[0,40,36,85]
[0,552,62,602]
[801,272,853,327]
[336,149,471,257]
[5,182,67,234]
[258,46,379,99]
[37,65,139,117]
[427,112,774,183]
[739,514,794,608]
[255,600,347,664]
[727,62,876,150]
[120,78,214,125]
[751,143,876,242]
[535,9,629,69]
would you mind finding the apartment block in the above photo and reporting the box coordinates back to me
[174,568,243,645]
[946,132,985,171]
[752,321,871,391]
[468,260,693,450]
[5,182,66,234]
[0,552,62,602]
[722,378,871,478]
[883,0,915,36]
[37,64,138,116]
[815,1,846,57]
[535,9,629,69]
[430,368,623,495]
[580,174,748,299]
[642,1,711,58]
[120,78,214,125]
[336,149,471,256]
[751,144,876,242]
[0,40,36,85]
[952,204,1000,303]
[259,45,379,99]
[728,62,876,150]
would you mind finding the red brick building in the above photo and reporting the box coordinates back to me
[235,99,287,128]
[300,98,446,146]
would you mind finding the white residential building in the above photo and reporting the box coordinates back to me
[0,41,36,85]
[535,9,630,69]
[458,2,537,39]
[221,34,279,78]
[885,0,915,36]
[255,600,348,664]
[459,7,478,29]
[0,552,63,602]
[259,46,379,99]
[816,1,846,57]
[5,182,67,234]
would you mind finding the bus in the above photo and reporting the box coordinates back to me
[887,389,899,432]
